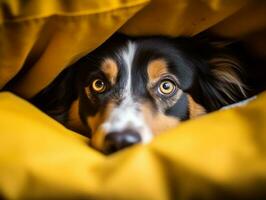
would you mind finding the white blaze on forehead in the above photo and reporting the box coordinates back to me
[101,41,153,144]
[122,41,135,98]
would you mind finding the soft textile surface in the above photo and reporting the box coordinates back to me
[0,92,265,199]
[0,0,149,98]
[120,0,249,36]
[2,0,266,98]
[0,0,266,199]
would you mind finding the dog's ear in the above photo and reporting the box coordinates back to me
[173,35,247,111]
[198,54,247,110]
[31,66,78,123]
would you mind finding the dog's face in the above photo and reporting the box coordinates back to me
[65,35,244,154]
[33,34,245,154]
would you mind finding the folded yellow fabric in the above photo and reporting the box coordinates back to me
[210,0,266,38]
[1,0,266,199]
[0,0,149,98]
[1,0,263,99]
[0,92,265,199]
[120,0,250,36]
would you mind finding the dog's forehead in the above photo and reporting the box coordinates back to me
[109,38,178,73]
[80,36,191,88]
[84,37,178,68]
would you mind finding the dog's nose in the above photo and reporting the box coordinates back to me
[104,130,141,154]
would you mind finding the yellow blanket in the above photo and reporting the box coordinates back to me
[0,0,266,199]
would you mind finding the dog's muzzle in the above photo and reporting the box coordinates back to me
[103,129,141,154]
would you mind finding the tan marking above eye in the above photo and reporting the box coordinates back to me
[147,59,169,82]
[101,58,118,85]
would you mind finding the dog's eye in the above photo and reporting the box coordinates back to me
[158,80,176,95]
[91,79,106,93]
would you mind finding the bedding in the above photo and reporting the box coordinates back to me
[0,91,265,199]
[0,0,266,199]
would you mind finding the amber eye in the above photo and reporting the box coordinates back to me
[91,79,106,93]
[159,80,176,95]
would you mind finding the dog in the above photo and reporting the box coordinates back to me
[31,34,247,154]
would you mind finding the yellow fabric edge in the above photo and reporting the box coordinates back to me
[0,0,150,24]
[0,91,265,199]
[0,1,149,97]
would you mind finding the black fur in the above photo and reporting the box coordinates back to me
[31,34,247,133]
[31,66,78,122]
